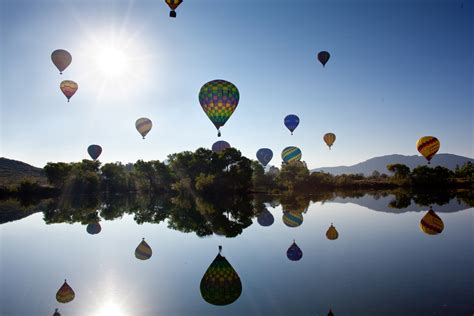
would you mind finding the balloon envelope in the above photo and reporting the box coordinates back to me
[257,208,274,227]
[200,247,242,306]
[256,148,273,167]
[323,133,336,149]
[287,241,303,261]
[56,280,75,303]
[282,211,303,227]
[212,140,231,153]
[326,224,339,240]
[51,49,72,74]
[284,115,299,134]
[86,222,101,235]
[420,208,444,235]
[135,238,152,260]
[165,0,182,17]
[318,51,330,67]
[60,80,78,102]
[135,118,153,139]
[416,136,440,163]
[281,146,302,163]
[199,80,239,137]
[87,145,102,160]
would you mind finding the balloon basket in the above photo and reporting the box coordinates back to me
[170,11,176,18]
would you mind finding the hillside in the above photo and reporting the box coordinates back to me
[0,157,47,186]
[312,153,473,176]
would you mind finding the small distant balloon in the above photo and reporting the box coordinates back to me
[284,114,299,135]
[326,223,339,240]
[256,148,273,167]
[416,136,440,164]
[86,222,101,235]
[419,207,444,235]
[199,80,239,137]
[87,145,102,160]
[287,241,303,261]
[281,146,302,164]
[257,208,274,227]
[318,51,330,67]
[56,280,75,303]
[135,238,152,260]
[60,80,78,102]
[212,140,231,153]
[328,309,334,316]
[165,0,183,18]
[323,133,336,149]
[51,49,72,74]
[53,308,61,316]
[135,118,153,139]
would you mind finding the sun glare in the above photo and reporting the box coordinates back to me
[93,300,128,316]
[96,46,128,78]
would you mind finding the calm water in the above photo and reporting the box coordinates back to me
[1,192,473,316]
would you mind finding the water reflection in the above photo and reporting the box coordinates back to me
[287,240,303,261]
[282,211,304,228]
[419,207,445,235]
[135,238,152,260]
[56,279,74,303]
[86,222,101,235]
[326,223,339,240]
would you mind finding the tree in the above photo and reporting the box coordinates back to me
[276,161,310,191]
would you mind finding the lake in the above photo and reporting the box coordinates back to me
[1,191,472,316]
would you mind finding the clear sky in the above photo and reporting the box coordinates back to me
[1,0,472,169]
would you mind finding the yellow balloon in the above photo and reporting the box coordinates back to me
[135,118,153,139]
[323,133,336,149]
[326,223,339,240]
[416,136,440,164]
[60,80,78,102]
[419,208,444,235]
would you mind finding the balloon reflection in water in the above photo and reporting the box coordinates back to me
[200,246,242,306]
[287,240,303,261]
[135,238,152,260]
[86,222,101,235]
[56,280,75,303]
[283,211,303,228]
[326,223,339,240]
[419,207,444,235]
[257,208,274,227]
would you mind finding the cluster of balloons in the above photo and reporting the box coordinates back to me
[51,49,77,102]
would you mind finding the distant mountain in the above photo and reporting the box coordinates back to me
[0,157,46,186]
[312,154,473,176]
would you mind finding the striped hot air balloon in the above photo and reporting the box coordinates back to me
[60,80,78,102]
[326,223,339,240]
[416,136,440,164]
[56,280,75,303]
[282,211,303,228]
[200,246,242,306]
[51,49,72,74]
[135,238,152,260]
[281,146,302,164]
[323,133,336,149]
[419,208,444,235]
[135,118,153,139]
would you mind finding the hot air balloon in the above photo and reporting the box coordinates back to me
[86,222,101,235]
[135,118,152,139]
[328,309,334,316]
[135,238,152,260]
[416,136,440,164]
[283,211,303,228]
[323,133,336,149]
[165,0,182,17]
[56,280,75,303]
[212,140,231,153]
[326,223,339,240]
[420,207,444,235]
[257,208,274,227]
[287,241,303,261]
[60,80,78,102]
[51,49,72,74]
[284,114,299,135]
[256,148,273,167]
[199,80,239,137]
[281,146,302,164]
[318,51,330,67]
[53,308,61,316]
[200,246,242,306]
[87,145,102,160]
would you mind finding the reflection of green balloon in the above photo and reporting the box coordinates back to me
[200,246,242,306]
[283,212,303,227]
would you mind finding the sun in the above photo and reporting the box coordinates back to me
[96,46,129,78]
[93,300,128,316]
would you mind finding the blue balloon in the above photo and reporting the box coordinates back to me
[284,114,299,135]
[86,223,101,235]
[212,140,230,153]
[257,209,274,227]
[256,148,273,166]
[87,145,102,160]
[287,241,303,261]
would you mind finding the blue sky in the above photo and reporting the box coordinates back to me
[1,0,472,169]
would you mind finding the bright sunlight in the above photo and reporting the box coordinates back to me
[93,300,128,316]
[96,46,128,78]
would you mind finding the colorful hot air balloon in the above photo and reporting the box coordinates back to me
[287,241,303,261]
[257,208,274,227]
[200,246,242,306]
[87,145,102,160]
[284,114,299,135]
[165,0,183,17]
[256,148,273,167]
[419,207,444,235]
[51,49,72,74]
[60,80,78,102]
[281,146,302,164]
[86,222,101,235]
[56,280,75,303]
[416,136,440,164]
[135,118,152,139]
[282,211,303,228]
[199,80,239,137]
[318,51,330,67]
[326,223,339,240]
[212,140,231,153]
[323,133,336,149]
[135,238,152,260]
